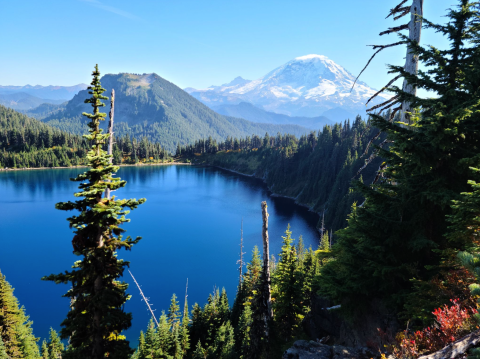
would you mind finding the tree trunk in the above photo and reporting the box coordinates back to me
[401,0,423,124]
[105,89,115,199]
[261,201,273,325]
[418,329,480,359]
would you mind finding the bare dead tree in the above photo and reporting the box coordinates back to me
[237,218,245,290]
[183,278,188,318]
[261,201,273,330]
[401,0,423,124]
[105,89,115,199]
[351,0,423,181]
[352,0,424,121]
[128,270,159,327]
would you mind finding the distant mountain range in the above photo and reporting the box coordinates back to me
[185,54,389,121]
[1,55,381,149]
[41,73,310,152]
[0,84,87,101]
[0,92,66,111]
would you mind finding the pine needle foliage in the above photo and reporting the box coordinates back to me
[319,0,480,316]
[0,270,40,359]
[0,338,8,359]
[272,225,303,342]
[43,65,146,359]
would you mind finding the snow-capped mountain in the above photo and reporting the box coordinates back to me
[185,54,390,118]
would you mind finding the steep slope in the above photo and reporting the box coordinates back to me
[0,84,87,101]
[186,54,389,118]
[42,73,309,152]
[24,102,67,120]
[213,102,333,130]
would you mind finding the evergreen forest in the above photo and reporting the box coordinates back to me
[0,105,172,169]
[3,1,480,358]
[177,117,384,233]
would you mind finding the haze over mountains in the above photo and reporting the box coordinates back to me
[0,84,87,112]
[186,54,388,122]
[0,84,87,101]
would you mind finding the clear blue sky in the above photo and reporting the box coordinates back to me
[1,0,456,91]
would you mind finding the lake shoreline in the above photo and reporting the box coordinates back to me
[0,161,192,172]
[211,164,322,231]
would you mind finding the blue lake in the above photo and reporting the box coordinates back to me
[0,165,320,345]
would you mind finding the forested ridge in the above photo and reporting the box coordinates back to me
[177,116,383,233]
[0,105,172,169]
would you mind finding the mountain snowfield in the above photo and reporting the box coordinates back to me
[185,54,390,119]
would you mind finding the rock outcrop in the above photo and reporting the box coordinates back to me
[283,340,379,359]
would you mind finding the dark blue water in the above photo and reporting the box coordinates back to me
[0,165,319,345]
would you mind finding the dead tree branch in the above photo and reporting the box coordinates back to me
[365,75,402,107]
[367,95,400,112]
[379,23,409,36]
[105,89,115,199]
[386,0,409,19]
[128,270,159,327]
[350,42,403,92]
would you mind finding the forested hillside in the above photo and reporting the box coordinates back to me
[178,116,383,233]
[0,105,89,168]
[0,105,171,168]
[41,73,309,152]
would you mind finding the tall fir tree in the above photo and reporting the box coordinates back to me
[47,328,64,359]
[41,340,49,359]
[157,312,173,356]
[0,270,40,359]
[179,297,190,357]
[43,65,146,359]
[272,225,303,341]
[319,0,480,317]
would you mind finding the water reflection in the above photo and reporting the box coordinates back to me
[0,165,319,346]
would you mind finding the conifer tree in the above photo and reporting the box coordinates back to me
[43,65,146,359]
[143,320,158,359]
[193,341,207,359]
[272,225,303,341]
[243,247,262,297]
[168,294,180,329]
[0,338,7,359]
[236,305,252,359]
[47,328,64,359]
[300,248,318,311]
[211,321,235,358]
[41,340,49,359]
[231,246,262,354]
[179,297,190,357]
[319,231,330,252]
[136,331,146,359]
[0,270,40,359]
[319,0,480,316]
[157,312,172,356]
